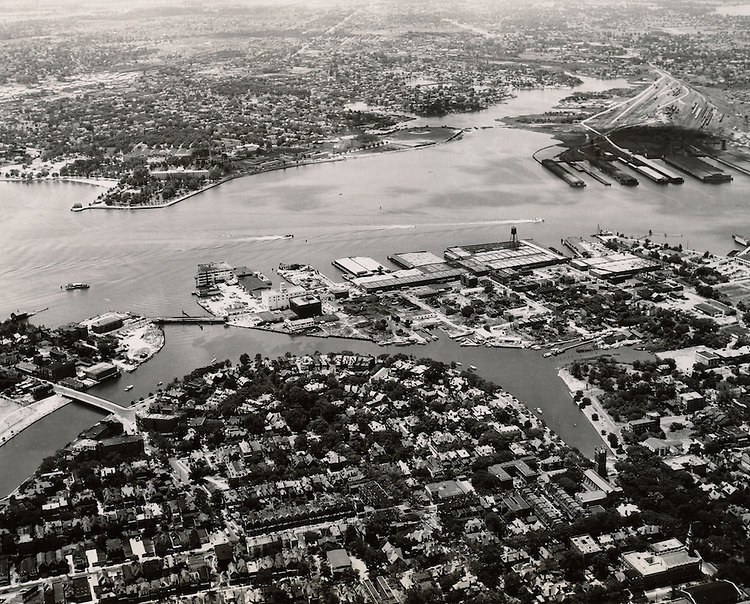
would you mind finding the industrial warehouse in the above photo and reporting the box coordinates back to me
[444,228,568,274]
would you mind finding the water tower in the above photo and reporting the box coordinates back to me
[510,226,519,250]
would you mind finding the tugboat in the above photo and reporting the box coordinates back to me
[63,282,89,290]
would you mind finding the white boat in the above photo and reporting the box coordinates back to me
[63,282,89,290]
[157,381,163,386]
[211,357,217,363]
[535,407,543,415]
[733,234,749,246]
[124,385,134,391]
[469,365,478,370]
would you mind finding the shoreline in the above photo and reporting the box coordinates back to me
[68,127,464,212]
[0,394,71,449]
[228,321,377,343]
[0,176,118,188]
[556,367,622,461]
[70,176,237,212]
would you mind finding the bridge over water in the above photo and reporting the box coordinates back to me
[0,386,140,450]
[52,384,137,424]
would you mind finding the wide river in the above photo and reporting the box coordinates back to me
[1,76,749,495]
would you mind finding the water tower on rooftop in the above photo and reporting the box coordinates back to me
[510,226,519,250]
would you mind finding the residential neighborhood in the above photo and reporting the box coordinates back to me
[0,351,748,603]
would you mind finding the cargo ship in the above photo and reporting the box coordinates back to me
[63,282,89,290]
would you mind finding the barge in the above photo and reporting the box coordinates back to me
[588,158,639,186]
[663,154,732,183]
[541,159,586,188]
[619,159,669,184]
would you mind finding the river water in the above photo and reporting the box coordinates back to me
[716,4,750,16]
[1,76,749,495]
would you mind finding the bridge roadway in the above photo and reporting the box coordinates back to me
[52,384,137,424]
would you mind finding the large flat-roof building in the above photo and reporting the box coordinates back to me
[622,540,701,589]
[83,362,119,383]
[289,295,322,319]
[333,256,389,277]
[571,253,661,282]
[195,262,234,289]
[425,479,473,501]
[445,239,567,274]
[487,464,513,489]
[389,251,445,269]
[235,269,272,296]
[261,284,305,311]
[350,264,466,293]
[90,313,124,334]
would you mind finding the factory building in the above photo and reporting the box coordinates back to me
[290,295,323,319]
[261,284,305,310]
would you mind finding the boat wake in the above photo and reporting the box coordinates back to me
[228,235,293,242]
[353,219,542,232]
[425,218,544,228]
[355,224,417,232]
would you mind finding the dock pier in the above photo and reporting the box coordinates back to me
[152,316,226,325]
[580,162,612,186]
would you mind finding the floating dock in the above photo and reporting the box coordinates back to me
[664,155,732,183]
[713,151,750,177]
[588,158,638,186]
[541,159,586,187]
[579,161,612,186]
[619,159,669,184]
[633,155,684,184]
[566,161,586,173]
